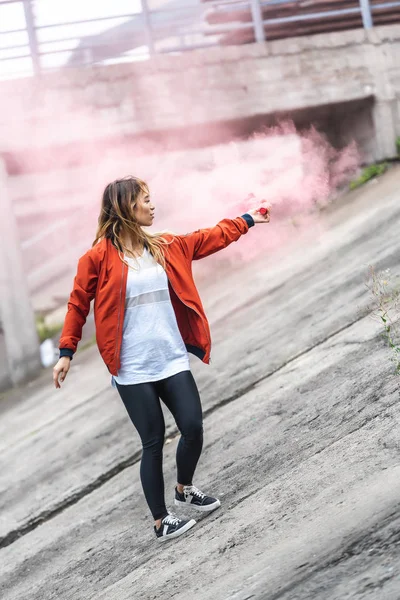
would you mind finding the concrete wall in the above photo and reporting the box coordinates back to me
[0,161,41,391]
[1,25,400,161]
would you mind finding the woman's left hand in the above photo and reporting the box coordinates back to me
[247,205,271,224]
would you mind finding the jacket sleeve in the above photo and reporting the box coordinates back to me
[59,250,99,357]
[180,214,255,261]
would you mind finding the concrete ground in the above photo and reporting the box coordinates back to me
[1,166,400,600]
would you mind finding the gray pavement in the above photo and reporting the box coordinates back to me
[1,166,400,599]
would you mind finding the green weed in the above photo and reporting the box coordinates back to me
[350,163,388,190]
[366,266,400,375]
[35,315,63,343]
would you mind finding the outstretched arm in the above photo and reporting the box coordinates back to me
[180,209,270,261]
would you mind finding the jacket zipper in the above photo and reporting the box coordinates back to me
[168,277,212,360]
[113,261,125,366]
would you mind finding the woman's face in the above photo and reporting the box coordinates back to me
[133,190,155,227]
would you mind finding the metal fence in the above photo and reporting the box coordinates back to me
[0,0,398,79]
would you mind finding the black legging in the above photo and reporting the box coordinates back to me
[116,370,203,520]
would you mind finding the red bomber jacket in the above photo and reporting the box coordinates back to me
[59,215,254,375]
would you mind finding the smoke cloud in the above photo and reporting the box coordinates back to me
[146,120,359,265]
[3,76,360,298]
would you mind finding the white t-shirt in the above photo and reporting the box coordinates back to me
[113,248,190,385]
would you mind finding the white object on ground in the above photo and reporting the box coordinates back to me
[40,338,56,368]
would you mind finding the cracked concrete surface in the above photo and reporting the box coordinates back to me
[1,166,400,599]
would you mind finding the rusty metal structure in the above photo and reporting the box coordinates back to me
[202,0,400,44]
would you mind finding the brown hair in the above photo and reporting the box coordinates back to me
[92,176,172,269]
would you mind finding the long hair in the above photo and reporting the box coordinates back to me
[92,176,172,269]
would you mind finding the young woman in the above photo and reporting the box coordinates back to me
[53,176,270,542]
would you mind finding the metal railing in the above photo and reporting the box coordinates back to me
[1,0,399,79]
[0,0,215,79]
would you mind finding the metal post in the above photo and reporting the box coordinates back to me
[141,0,155,55]
[250,0,265,42]
[0,159,41,387]
[23,0,40,75]
[359,0,373,28]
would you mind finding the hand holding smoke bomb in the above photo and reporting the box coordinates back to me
[244,193,271,224]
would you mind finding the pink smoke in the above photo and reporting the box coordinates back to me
[147,121,359,263]
[5,106,359,298]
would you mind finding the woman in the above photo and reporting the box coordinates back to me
[53,176,270,542]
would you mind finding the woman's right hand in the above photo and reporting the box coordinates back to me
[53,357,71,389]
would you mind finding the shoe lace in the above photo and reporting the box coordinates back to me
[189,486,206,500]
[163,513,180,526]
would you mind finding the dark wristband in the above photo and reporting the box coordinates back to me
[241,213,255,228]
[59,348,74,360]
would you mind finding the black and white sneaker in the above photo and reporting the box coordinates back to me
[154,513,196,542]
[174,485,221,512]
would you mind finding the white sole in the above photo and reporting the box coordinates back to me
[157,518,196,542]
[174,498,221,512]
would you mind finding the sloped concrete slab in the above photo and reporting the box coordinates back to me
[1,167,400,599]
